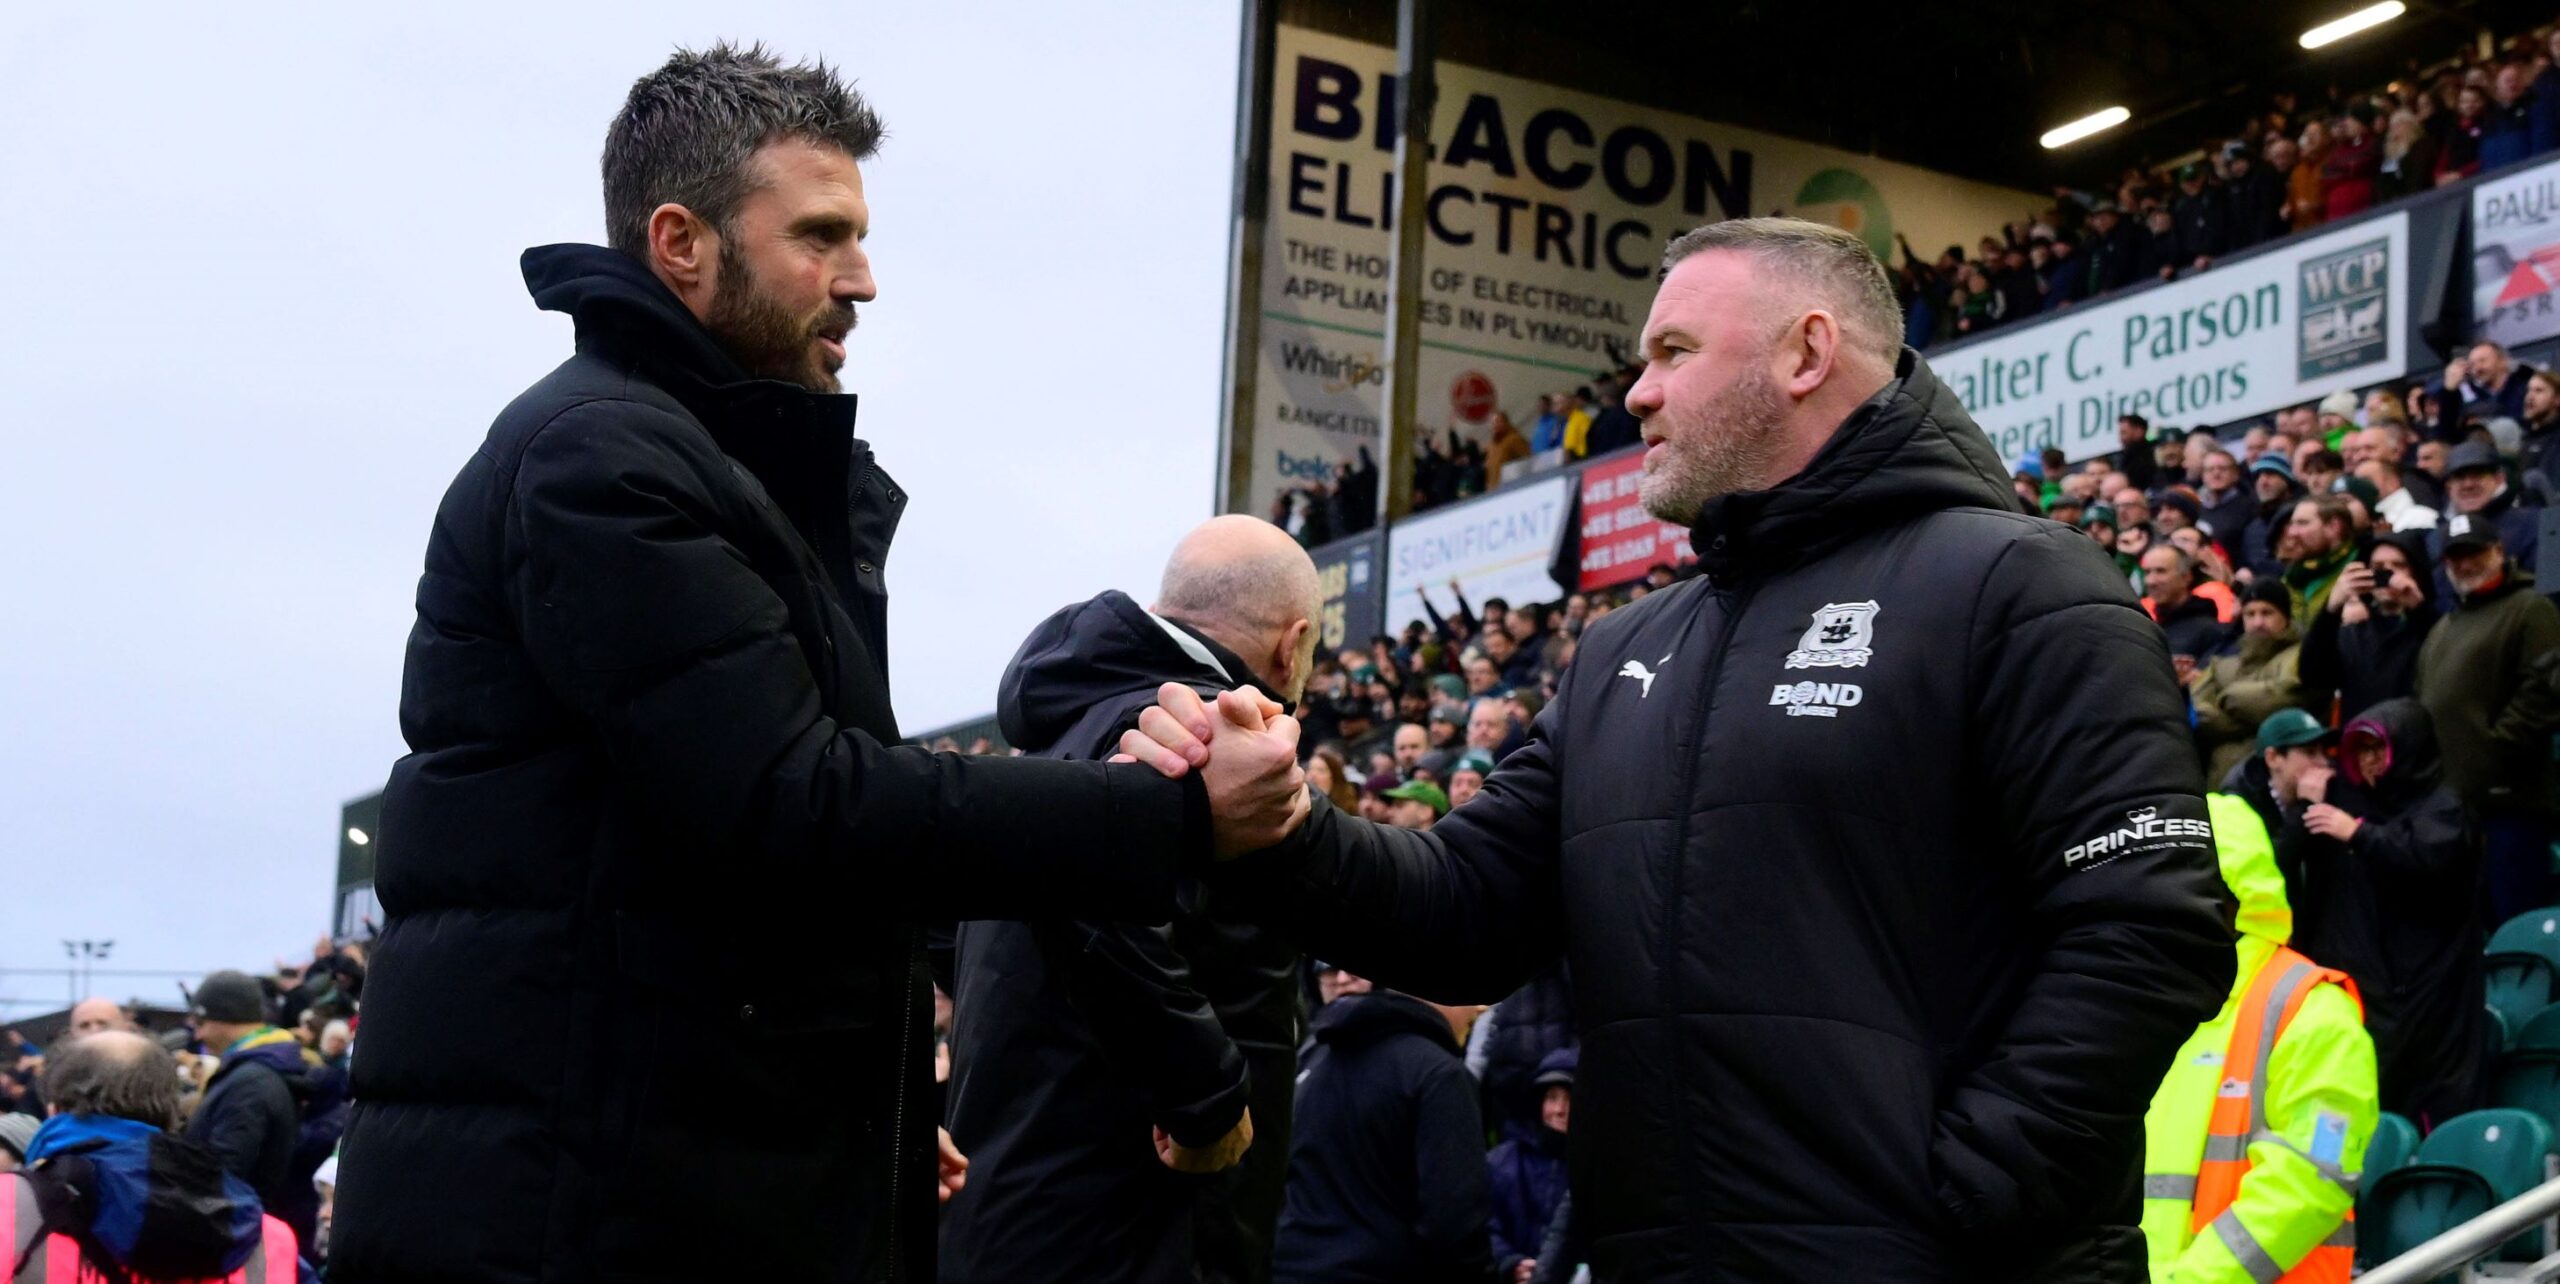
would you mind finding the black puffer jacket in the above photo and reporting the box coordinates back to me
[335,244,1200,1284]
[941,589,1300,1284]
[1227,350,2235,1281]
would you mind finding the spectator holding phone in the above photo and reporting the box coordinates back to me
[2299,532,2438,723]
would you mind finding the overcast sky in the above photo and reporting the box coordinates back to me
[0,2,1241,1015]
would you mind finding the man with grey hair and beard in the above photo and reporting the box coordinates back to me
[1124,218,2232,1281]
[941,515,1321,1284]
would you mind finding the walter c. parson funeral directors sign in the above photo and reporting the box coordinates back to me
[1944,213,2407,464]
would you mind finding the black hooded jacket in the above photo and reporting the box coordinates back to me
[1221,349,2234,1281]
[2281,699,2482,1123]
[1272,993,1491,1284]
[941,589,1301,1284]
[942,593,1300,1284]
[2298,532,2440,723]
[184,1035,307,1246]
[335,244,1200,1284]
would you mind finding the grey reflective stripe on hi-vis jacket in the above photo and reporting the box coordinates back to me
[2209,1208,2285,1283]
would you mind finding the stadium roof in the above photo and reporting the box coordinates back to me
[1280,0,2549,197]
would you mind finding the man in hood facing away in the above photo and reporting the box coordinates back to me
[940,516,1321,1283]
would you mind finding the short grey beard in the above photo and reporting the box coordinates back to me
[1638,365,1793,526]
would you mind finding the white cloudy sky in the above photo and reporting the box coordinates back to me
[0,2,1240,1015]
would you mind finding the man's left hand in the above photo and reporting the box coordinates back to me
[2297,764,2335,805]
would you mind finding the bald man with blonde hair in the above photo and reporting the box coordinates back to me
[940,515,1318,1284]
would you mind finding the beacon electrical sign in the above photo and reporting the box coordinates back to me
[1243,23,2046,518]
[1942,213,2408,465]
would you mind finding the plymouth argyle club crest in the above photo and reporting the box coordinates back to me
[1786,601,1880,669]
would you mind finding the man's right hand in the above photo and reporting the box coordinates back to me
[2331,562,2373,612]
[1155,1107,1254,1173]
[1118,684,1310,857]
[2297,763,2334,805]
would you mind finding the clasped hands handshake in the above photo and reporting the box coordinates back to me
[1115,682,1314,859]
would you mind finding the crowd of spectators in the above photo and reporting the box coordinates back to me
[3,940,364,1275]
[1309,16,2560,538]
[2010,354,2560,1130]
[1904,24,2560,346]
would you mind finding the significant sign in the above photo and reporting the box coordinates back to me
[1384,475,1572,634]
[1941,213,2408,464]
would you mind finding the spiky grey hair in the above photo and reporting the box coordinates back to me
[601,41,884,257]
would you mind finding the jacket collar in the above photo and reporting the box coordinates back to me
[519,242,863,452]
[2456,567,2534,608]
[521,243,904,572]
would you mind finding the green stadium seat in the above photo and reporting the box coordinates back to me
[2415,1110,2557,1262]
[2367,1112,2421,1178]
[2516,1003,2560,1053]
[2357,1113,2426,1271]
[2359,1165,2495,1277]
[2491,909,2560,971]
[2485,957,2556,1046]
[2491,1051,2560,1149]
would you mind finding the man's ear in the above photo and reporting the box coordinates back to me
[1276,617,1316,692]
[1780,311,1843,399]
[647,204,718,299]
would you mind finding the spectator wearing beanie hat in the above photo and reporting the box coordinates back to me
[2242,454,2304,581]
[1353,770,1400,820]
[184,969,314,1246]
[2191,578,2323,784]
[2155,488,2203,535]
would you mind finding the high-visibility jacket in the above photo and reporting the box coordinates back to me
[2142,796,2380,1283]
[1,1172,297,1284]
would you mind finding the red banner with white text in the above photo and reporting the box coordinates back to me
[1577,451,1694,591]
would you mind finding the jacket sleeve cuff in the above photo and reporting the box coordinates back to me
[1090,763,1192,921]
[1179,771,1214,870]
[1156,1062,1252,1149]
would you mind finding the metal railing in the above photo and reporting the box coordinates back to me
[2361,1174,2560,1283]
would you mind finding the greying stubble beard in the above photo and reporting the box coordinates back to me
[705,247,855,393]
[1637,357,1794,526]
